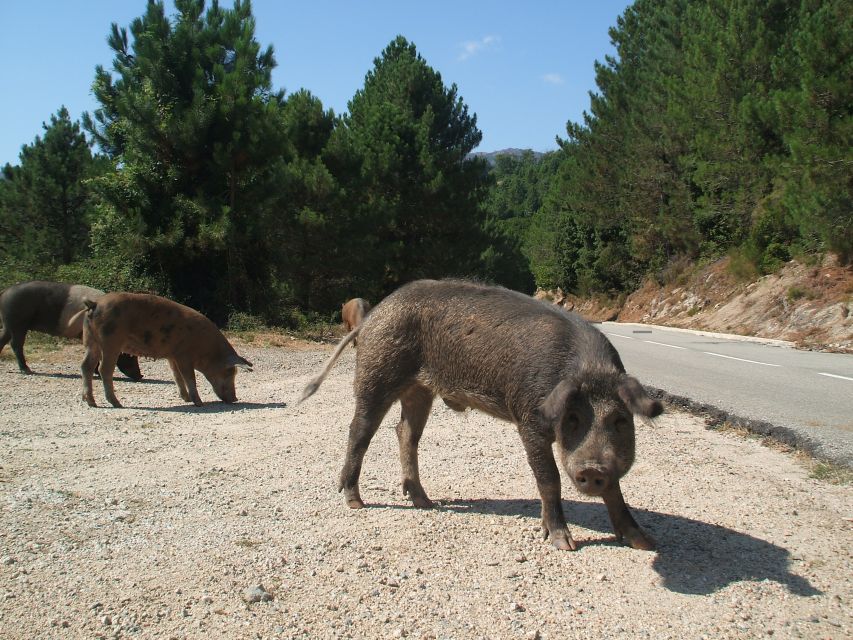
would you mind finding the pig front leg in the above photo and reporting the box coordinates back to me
[175,360,203,406]
[602,482,655,550]
[521,435,577,551]
[10,331,32,374]
[168,359,191,402]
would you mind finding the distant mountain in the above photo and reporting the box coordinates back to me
[468,148,545,165]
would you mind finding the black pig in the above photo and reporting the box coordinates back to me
[0,281,141,380]
[301,279,663,551]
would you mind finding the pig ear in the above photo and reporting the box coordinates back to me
[618,376,663,418]
[539,380,578,424]
[228,353,253,372]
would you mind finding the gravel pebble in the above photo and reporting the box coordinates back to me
[243,584,273,603]
[0,343,850,639]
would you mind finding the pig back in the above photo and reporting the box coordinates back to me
[90,293,231,362]
[358,280,620,418]
[0,281,74,336]
[59,285,105,338]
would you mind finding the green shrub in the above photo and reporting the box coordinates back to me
[726,249,760,282]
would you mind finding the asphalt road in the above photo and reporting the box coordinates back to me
[599,322,853,467]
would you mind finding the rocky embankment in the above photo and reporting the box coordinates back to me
[541,255,852,353]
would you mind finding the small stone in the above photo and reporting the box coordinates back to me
[200,595,213,604]
[243,584,273,603]
[515,554,527,563]
[2,557,16,566]
[527,631,541,640]
[510,602,525,612]
[597,573,607,582]
[238,508,248,516]
[101,615,112,626]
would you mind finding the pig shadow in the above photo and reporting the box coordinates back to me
[127,401,289,413]
[28,372,172,384]
[437,497,820,597]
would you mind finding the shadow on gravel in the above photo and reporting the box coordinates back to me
[440,497,821,597]
[126,401,289,413]
[28,372,173,384]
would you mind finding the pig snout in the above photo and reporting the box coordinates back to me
[573,466,610,496]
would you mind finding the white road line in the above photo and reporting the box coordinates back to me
[644,340,686,350]
[818,372,853,382]
[606,333,636,340]
[703,352,781,367]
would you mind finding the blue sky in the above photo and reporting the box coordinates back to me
[0,1,632,166]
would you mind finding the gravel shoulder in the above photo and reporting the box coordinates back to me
[0,342,851,639]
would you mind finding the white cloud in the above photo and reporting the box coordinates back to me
[458,35,500,61]
[542,73,565,85]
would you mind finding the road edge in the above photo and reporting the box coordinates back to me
[644,385,852,470]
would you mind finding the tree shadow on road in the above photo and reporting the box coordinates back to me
[439,497,820,597]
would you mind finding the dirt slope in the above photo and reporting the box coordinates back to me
[0,344,851,639]
[542,255,853,352]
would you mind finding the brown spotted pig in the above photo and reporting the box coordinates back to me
[81,293,252,408]
[301,279,663,551]
[341,298,371,347]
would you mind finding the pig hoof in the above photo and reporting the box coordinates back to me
[624,529,656,551]
[550,531,577,551]
[345,497,365,509]
[83,394,97,408]
[410,495,434,509]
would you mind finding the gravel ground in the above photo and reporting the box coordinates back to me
[0,341,851,639]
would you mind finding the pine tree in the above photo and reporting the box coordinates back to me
[1,107,101,267]
[337,36,490,294]
[83,0,288,319]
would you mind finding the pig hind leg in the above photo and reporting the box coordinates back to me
[0,327,10,361]
[396,384,435,508]
[98,345,123,408]
[338,393,399,509]
[81,344,101,407]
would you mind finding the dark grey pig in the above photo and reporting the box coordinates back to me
[301,279,663,551]
[0,281,141,379]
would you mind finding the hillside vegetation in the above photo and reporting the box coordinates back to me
[1,0,850,331]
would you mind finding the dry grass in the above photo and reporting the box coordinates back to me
[715,421,851,485]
